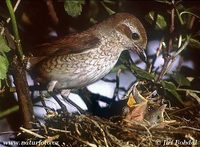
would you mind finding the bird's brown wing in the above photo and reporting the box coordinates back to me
[29,32,100,67]
[30,32,100,57]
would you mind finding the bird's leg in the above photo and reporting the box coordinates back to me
[32,81,53,114]
[60,89,71,97]
[40,91,53,114]
[48,91,68,114]
[46,81,68,113]
[47,80,58,92]
[78,88,99,113]
[61,89,85,114]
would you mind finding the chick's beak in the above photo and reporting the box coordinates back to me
[138,49,147,63]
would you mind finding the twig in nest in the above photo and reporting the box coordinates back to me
[70,134,97,147]
[20,127,45,139]
[75,123,81,136]
[48,127,70,133]
[37,135,59,147]
[178,126,200,132]
[123,119,153,137]
[82,115,109,147]
[105,127,130,146]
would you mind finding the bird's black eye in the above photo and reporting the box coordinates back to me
[132,33,140,40]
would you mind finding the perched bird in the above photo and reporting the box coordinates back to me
[29,13,147,92]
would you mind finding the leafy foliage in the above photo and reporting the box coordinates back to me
[0,35,10,88]
[188,38,200,48]
[0,35,11,53]
[64,0,85,17]
[0,55,9,79]
[171,72,190,87]
[141,0,200,104]
[145,11,167,30]
[161,81,183,104]
[186,90,200,104]
[130,64,155,81]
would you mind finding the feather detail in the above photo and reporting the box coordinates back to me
[30,33,100,57]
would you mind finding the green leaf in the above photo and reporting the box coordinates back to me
[187,91,200,104]
[0,55,9,80]
[145,11,167,30]
[171,72,190,87]
[130,64,155,81]
[188,38,200,48]
[162,81,176,90]
[161,81,183,104]
[111,64,127,73]
[0,35,11,53]
[0,105,19,118]
[100,1,115,15]
[154,0,171,4]
[64,0,85,17]
[103,0,116,4]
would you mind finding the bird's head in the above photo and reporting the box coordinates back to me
[111,13,148,62]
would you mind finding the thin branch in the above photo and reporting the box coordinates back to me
[149,38,164,73]
[173,35,191,57]
[163,35,190,76]
[0,105,19,118]
[156,0,175,82]
[20,127,45,139]
[180,11,200,21]
[0,0,21,35]
[6,0,24,59]
[175,6,184,25]
[46,0,59,25]
[177,88,200,94]
[49,127,70,133]
[6,0,21,23]
[100,1,115,15]
[112,69,121,100]
[6,0,34,129]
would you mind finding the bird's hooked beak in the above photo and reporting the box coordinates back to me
[137,49,147,63]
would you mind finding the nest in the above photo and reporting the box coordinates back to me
[17,82,200,146]
[18,109,200,147]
